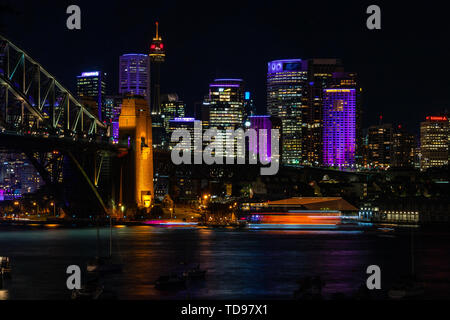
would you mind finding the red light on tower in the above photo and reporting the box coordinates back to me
[426,116,448,121]
[149,21,165,63]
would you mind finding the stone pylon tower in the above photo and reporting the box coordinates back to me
[118,96,154,209]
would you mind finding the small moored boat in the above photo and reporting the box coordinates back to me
[182,264,207,279]
[155,273,186,290]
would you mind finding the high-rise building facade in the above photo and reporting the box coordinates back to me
[243,91,256,120]
[119,54,150,100]
[305,59,343,165]
[76,71,106,121]
[367,123,393,169]
[329,72,362,165]
[205,78,245,130]
[267,59,308,166]
[392,125,415,168]
[245,115,282,163]
[168,117,200,152]
[420,116,449,170]
[322,88,356,168]
[202,79,245,158]
[161,93,186,131]
[104,95,123,142]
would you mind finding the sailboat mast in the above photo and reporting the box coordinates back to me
[411,228,415,276]
[96,219,100,258]
[109,216,113,258]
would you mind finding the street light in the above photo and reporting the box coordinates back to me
[50,202,55,216]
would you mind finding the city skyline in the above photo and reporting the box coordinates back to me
[3,1,450,133]
[1,1,450,305]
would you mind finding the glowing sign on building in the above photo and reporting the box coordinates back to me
[80,71,99,77]
[426,116,448,121]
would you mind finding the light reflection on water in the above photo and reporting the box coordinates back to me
[0,226,449,299]
[0,289,8,300]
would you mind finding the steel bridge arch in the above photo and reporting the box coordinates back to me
[0,34,106,136]
[0,34,112,216]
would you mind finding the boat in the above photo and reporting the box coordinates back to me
[293,276,324,300]
[87,257,123,274]
[388,276,424,299]
[155,273,186,290]
[388,228,424,299]
[71,282,104,300]
[182,264,207,279]
[86,217,123,274]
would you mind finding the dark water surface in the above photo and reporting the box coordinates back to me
[0,225,449,300]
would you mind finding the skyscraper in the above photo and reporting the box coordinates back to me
[305,59,343,165]
[161,93,186,131]
[420,116,449,170]
[104,95,123,142]
[392,125,415,168]
[168,117,199,152]
[202,79,245,158]
[322,88,356,168]
[76,71,106,121]
[329,72,362,165]
[150,22,165,114]
[119,54,150,100]
[245,115,282,163]
[267,59,308,166]
[205,78,245,131]
[243,91,256,120]
[367,123,393,169]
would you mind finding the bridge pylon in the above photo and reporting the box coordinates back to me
[118,96,154,215]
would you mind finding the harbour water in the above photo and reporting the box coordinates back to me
[1,225,449,300]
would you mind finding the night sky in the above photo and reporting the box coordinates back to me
[1,0,450,134]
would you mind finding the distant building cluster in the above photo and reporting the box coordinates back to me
[0,153,43,201]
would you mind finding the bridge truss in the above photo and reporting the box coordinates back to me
[0,34,114,216]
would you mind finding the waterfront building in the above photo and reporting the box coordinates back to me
[119,54,150,100]
[267,59,308,166]
[420,116,449,170]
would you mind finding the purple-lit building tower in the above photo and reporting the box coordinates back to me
[119,54,150,100]
[322,88,356,168]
